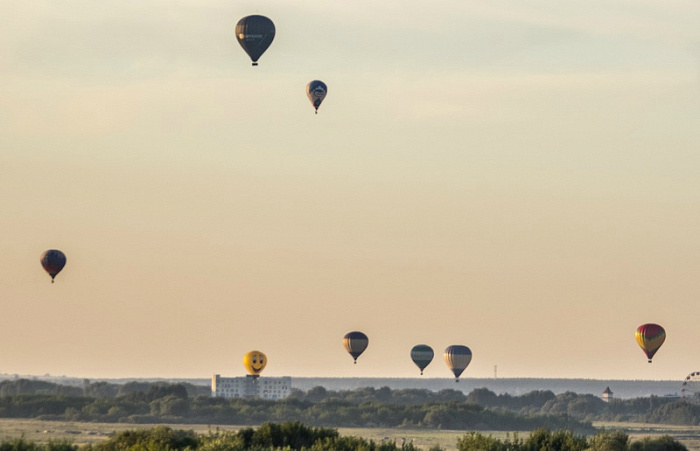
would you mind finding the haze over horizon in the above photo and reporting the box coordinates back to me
[1,0,699,381]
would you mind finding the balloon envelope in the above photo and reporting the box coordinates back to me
[40,249,66,283]
[444,345,472,381]
[343,331,368,363]
[306,80,327,113]
[236,15,275,66]
[410,345,434,375]
[635,324,666,363]
[243,350,267,376]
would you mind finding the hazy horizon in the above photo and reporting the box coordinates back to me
[2,0,699,381]
[0,373,686,400]
[0,372,683,383]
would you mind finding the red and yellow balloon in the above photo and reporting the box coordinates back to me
[635,324,665,363]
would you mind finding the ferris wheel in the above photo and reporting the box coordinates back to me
[681,372,700,398]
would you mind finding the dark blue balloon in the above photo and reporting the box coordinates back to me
[306,80,328,113]
[236,15,275,66]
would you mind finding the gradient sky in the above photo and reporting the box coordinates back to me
[1,0,700,381]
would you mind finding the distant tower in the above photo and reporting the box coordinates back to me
[494,365,497,379]
[602,386,613,403]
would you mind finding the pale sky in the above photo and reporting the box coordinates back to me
[1,0,699,381]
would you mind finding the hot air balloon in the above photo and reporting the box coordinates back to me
[636,324,666,363]
[444,345,472,382]
[343,331,368,364]
[40,249,66,283]
[243,350,267,377]
[410,345,434,375]
[236,15,275,66]
[306,80,327,114]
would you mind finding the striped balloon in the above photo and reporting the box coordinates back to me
[635,324,666,363]
[343,331,368,364]
[444,345,472,382]
[410,345,434,375]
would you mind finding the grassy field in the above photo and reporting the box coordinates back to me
[593,421,700,451]
[0,419,698,450]
[336,427,528,450]
[0,419,526,450]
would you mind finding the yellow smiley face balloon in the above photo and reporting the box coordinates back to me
[243,350,267,376]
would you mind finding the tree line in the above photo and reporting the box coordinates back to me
[0,379,698,429]
[292,386,700,426]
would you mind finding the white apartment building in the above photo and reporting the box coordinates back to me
[211,374,292,400]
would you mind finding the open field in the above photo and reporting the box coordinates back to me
[336,427,528,450]
[0,419,525,450]
[594,422,700,451]
[0,419,698,450]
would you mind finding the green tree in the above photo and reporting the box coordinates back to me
[90,426,198,451]
[457,431,521,451]
[524,428,587,451]
[306,387,328,403]
[629,435,687,451]
[587,430,630,451]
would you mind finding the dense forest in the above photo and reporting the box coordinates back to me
[0,423,688,451]
[0,379,698,431]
